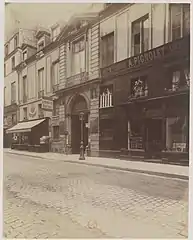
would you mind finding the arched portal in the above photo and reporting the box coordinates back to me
[71,95,89,154]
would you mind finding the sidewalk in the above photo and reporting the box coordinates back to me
[4,148,188,180]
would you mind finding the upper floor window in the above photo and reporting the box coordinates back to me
[14,35,18,49]
[132,15,149,56]
[131,76,148,98]
[5,44,9,56]
[170,4,190,41]
[23,51,27,61]
[12,114,17,125]
[23,107,28,120]
[11,81,16,103]
[4,87,6,105]
[38,41,44,51]
[99,86,113,109]
[4,63,6,76]
[101,32,114,67]
[23,75,27,99]
[52,61,59,85]
[71,37,85,75]
[11,56,15,70]
[166,66,190,92]
[53,102,59,116]
[38,68,44,92]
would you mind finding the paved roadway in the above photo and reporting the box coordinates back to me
[4,152,188,238]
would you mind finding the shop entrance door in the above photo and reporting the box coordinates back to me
[146,118,163,156]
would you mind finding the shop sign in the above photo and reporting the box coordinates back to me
[42,99,53,111]
[101,36,188,78]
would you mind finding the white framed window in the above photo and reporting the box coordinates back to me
[99,87,113,109]
[132,15,149,56]
[71,37,85,75]
[170,4,190,41]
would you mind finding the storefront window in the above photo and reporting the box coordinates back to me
[129,120,143,149]
[166,116,188,152]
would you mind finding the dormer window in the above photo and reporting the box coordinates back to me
[23,50,27,61]
[38,41,44,51]
[52,26,60,41]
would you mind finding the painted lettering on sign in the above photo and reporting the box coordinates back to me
[101,37,187,78]
[42,99,53,111]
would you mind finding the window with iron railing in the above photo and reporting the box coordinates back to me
[130,76,148,98]
[132,15,149,56]
[99,87,113,109]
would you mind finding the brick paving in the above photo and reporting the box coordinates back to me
[4,152,188,238]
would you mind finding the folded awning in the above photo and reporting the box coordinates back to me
[6,119,46,134]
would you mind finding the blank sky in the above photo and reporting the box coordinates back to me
[5,3,102,40]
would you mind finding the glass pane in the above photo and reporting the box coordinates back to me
[134,44,140,55]
[142,18,149,52]
[132,21,140,34]
[172,27,181,40]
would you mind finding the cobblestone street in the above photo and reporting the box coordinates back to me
[4,152,188,238]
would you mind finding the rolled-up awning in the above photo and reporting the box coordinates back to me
[6,119,46,134]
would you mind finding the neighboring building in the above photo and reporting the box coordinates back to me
[4,28,36,147]
[51,12,101,156]
[99,3,190,160]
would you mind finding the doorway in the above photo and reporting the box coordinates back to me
[70,95,89,154]
[145,118,163,156]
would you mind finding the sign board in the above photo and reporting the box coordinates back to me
[42,99,53,111]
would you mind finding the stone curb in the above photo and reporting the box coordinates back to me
[5,151,188,181]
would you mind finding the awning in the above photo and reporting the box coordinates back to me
[6,119,46,134]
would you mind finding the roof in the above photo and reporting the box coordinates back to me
[6,118,46,134]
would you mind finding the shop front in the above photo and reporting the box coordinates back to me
[6,118,50,152]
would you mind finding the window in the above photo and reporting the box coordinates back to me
[90,87,98,100]
[14,35,18,49]
[52,27,60,41]
[166,116,188,152]
[38,41,44,50]
[99,86,113,109]
[5,45,8,56]
[170,4,190,40]
[71,38,85,75]
[23,51,27,61]
[52,62,59,85]
[101,32,114,67]
[38,68,44,92]
[4,87,6,105]
[12,56,15,70]
[131,76,148,98]
[23,107,27,120]
[11,82,16,103]
[12,114,17,125]
[132,15,149,56]
[38,104,44,118]
[23,76,27,102]
[53,126,59,139]
[4,63,6,76]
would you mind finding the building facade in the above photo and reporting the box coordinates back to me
[4,28,36,147]
[99,3,190,160]
[51,13,101,156]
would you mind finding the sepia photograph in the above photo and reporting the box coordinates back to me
[3,1,190,239]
